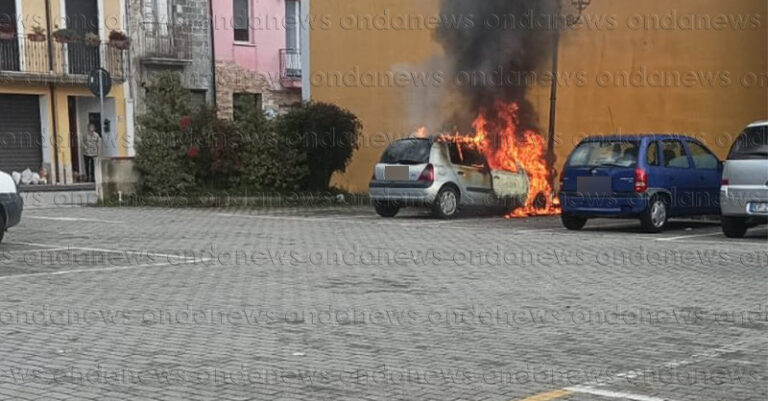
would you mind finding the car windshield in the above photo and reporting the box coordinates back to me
[567,140,640,168]
[728,126,768,160]
[380,139,432,164]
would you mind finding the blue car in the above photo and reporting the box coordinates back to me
[559,135,722,232]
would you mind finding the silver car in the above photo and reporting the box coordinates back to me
[369,138,528,218]
[720,121,768,237]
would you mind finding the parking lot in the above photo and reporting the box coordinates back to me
[0,205,765,400]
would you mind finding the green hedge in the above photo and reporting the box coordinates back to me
[135,72,362,195]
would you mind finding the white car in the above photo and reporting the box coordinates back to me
[720,121,768,237]
[0,171,23,243]
[369,138,528,218]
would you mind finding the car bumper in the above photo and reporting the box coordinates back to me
[560,192,649,217]
[720,186,768,217]
[369,181,438,206]
[0,193,23,229]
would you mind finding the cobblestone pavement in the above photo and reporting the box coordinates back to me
[0,205,765,400]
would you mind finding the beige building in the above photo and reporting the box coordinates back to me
[307,0,767,193]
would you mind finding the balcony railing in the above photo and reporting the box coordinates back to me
[279,48,302,83]
[0,36,125,81]
[139,22,191,62]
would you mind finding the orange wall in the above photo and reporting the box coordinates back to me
[311,0,767,193]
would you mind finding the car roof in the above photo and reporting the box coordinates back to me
[580,134,699,142]
[747,120,768,128]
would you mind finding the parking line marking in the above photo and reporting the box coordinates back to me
[656,231,723,241]
[5,242,195,262]
[0,258,211,281]
[565,386,670,401]
[517,389,572,401]
[0,247,71,256]
[25,216,124,224]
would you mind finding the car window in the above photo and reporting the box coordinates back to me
[728,126,768,160]
[380,139,432,164]
[687,142,719,169]
[647,141,659,166]
[448,143,487,168]
[662,140,690,168]
[567,141,639,168]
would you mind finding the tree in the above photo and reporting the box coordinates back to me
[277,102,362,191]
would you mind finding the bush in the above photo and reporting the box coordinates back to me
[135,72,196,194]
[234,103,308,192]
[276,102,362,191]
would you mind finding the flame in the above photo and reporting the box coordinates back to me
[439,101,561,218]
[413,127,429,138]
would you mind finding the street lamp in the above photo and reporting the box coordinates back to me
[546,0,591,180]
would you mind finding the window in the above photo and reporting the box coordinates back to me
[380,139,432,164]
[687,142,719,169]
[447,143,487,168]
[647,141,659,166]
[233,0,250,42]
[662,140,690,168]
[190,90,207,109]
[566,141,639,168]
[233,93,262,121]
[285,0,300,50]
[728,126,768,160]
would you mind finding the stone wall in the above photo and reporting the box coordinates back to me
[215,61,302,119]
[128,0,215,115]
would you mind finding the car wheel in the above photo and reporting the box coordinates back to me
[561,214,587,230]
[0,211,5,244]
[433,186,460,219]
[641,195,668,233]
[374,201,400,218]
[722,216,748,238]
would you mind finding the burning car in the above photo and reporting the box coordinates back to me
[369,137,529,218]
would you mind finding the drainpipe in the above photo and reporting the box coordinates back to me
[208,0,217,107]
[44,0,61,183]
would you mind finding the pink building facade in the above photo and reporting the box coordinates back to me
[212,0,303,119]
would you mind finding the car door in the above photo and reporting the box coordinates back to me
[447,143,494,206]
[661,139,698,215]
[685,140,722,214]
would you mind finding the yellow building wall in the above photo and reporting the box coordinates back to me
[1,0,128,183]
[310,0,768,193]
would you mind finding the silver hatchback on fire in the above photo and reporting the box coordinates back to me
[369,138,529,218]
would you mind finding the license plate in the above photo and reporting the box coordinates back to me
[748,202,768,214]
[385,166,409,181]
[577,176,611,193]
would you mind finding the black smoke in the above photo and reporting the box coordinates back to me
[435,0,558,132]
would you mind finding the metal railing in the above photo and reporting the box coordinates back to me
[139,22,191,60]
[279,48,302,81]
[0,36,125,81]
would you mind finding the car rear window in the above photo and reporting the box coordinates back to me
[567,141,639,168]
[380,139,432,164]
[728,126,768,160]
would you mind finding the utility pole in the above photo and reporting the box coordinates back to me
[546,0,591,183]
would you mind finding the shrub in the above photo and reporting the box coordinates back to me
[277,102,362,191]
[234,103,308,192]
[135,72,196,194]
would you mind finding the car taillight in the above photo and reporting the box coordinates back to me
[558,170,564,187]
[418,164,434,182]
[371,170,377,181]
[720,179,729,186]
[635,168,648,192]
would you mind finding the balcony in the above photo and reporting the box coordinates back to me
[279,48,302,88]
[0,37,125,83]
[138,23,192,65]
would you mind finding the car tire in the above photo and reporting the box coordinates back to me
[561,214,587,230]
[641,195,668,233]
[722,216,748,238]
[0,211,5,244]
[374,201,400,218]
[433,186,460,219]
